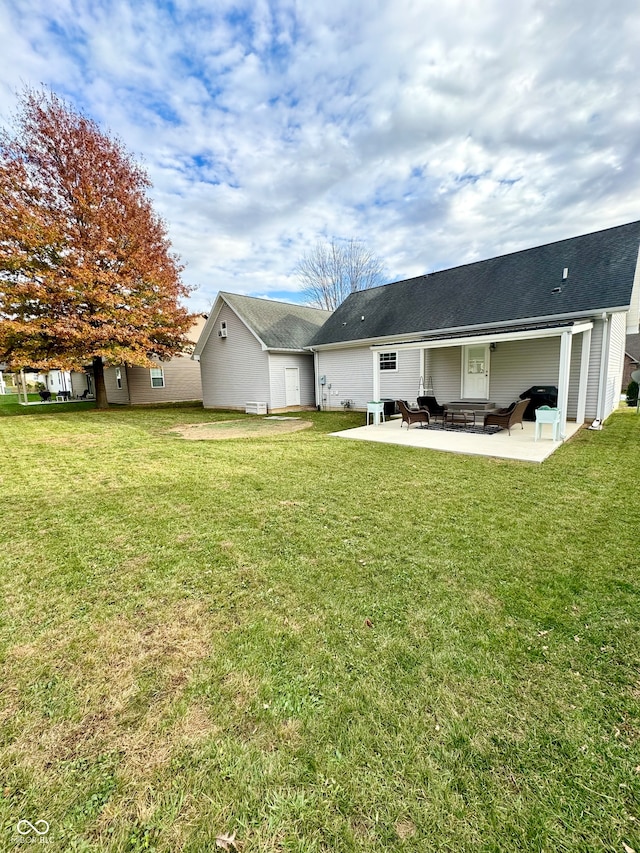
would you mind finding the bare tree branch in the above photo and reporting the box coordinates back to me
[295,238,385,310]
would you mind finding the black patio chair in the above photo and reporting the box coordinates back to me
[417,395,446,422]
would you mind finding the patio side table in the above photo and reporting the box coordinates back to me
[534,406,560,441]
[366,401,385,426]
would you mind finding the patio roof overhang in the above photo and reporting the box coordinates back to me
[369,319,594,352]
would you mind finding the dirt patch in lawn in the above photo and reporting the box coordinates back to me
[169,417,313,440]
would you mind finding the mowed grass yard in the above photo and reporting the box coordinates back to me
[0,403,639,852]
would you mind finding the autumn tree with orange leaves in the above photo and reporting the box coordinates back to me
[0,88,193,408]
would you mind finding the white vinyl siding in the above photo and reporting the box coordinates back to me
[200,302,270,409]
[269,353,316,409]
[605,312,627,417]
[316,346,420,410]
[422,347,463,405]
[380,349,420,403]
[567,335,584,419]
[488,337,560,408]
[585,319,604,419]
[316,346,372,410]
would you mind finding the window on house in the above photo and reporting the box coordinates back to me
[115,367,122,389]
[379,352,398,371]
[150,367,165,388]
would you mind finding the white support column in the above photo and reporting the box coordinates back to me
[576,327,592,425]
[372,350,380,401]
[557,330,572,439]
[595,315,610,423]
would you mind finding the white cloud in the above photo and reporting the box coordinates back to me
[1,0,640,311]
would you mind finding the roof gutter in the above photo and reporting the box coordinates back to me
[264,347,311,354]
[370,321,594,352]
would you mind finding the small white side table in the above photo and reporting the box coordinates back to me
[535,407,561,441]
[366,401,385,426]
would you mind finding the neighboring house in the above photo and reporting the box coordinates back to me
[7,367,75,397]
[622,333,640,390]
[42,369,73,396]
[307,221,640,438]
[194,293,331,412]
[71,315,207,404]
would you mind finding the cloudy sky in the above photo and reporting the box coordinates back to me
[1,0,639,312]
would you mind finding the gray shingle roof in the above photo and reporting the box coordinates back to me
[626,333,640,362]
[221,292,331,350]
[309,221,640,347]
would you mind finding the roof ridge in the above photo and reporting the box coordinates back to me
[221,291,330,313]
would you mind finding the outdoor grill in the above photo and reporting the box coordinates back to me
[380,398,398,417]
[519,385,558,420]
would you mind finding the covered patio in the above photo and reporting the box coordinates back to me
[371,321,595,441]
[331,417,583,463]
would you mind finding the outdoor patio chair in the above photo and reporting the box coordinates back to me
[397,399,430,429]
[417,395,446,422]
[38,390,51,402]
[483,398,530,434]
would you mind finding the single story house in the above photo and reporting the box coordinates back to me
[307,221,640,438]
[193,293,331,412]
[70,315,207,404]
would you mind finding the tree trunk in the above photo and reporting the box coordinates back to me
[92,356,109,409]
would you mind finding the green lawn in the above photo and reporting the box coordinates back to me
[1,405,639,852]
[0,392,97,415]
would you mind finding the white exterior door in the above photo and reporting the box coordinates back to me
[462,345,490,399]
[285,367,300,406]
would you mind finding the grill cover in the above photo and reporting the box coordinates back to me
[519,385,558,420]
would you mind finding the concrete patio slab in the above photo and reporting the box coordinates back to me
[330,417,582,463]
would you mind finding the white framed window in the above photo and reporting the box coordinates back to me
[150,367,165,388]
[379,352,397,371]
[115,367,122,389]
